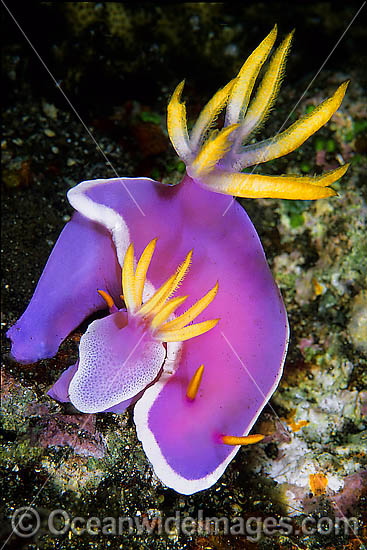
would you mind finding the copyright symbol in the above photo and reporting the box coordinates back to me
[11,507,40,538]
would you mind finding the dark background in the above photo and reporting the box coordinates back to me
[2,2,366,114]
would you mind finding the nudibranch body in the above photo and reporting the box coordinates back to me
[7,25,348,494]
[46,173,288,493]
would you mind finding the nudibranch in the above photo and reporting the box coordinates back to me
[7,26,349,494]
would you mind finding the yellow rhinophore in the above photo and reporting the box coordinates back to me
[190,124,239,177]
[100,238,220,344]
[225,24,278,126]
[167,80,191,164]
[167,25,349,200]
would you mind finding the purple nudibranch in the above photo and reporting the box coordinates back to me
[7,25,349,494]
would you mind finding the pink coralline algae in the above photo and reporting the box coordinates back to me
[33,412,105,459]
[7,26,349,494]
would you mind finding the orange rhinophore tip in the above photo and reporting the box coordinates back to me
[222,434,265,445]
[186,364,204,401]
[98,289,115,309]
